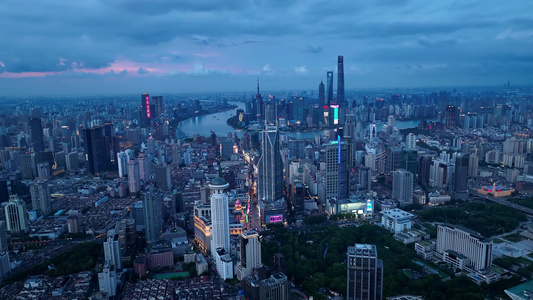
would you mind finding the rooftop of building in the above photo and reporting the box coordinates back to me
[381,208,414,219]
[505,279,533,300]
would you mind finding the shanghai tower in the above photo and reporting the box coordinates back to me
[337,56,345,107]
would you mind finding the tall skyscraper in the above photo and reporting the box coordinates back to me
[417,154,433,186]
[142,190,163,242]
[5,195,29,234]
[468,153,478,178]
[326,71,334,106]
[318,81,325,112]
[151,96,164,117]
[325,137,349,201]
[445,105,456,128]
[337,55,345,107]
[82,125,114,175]
[209,177,230,256]
[257,125,284,204]
[104,233,123,270]
[154,162,171,190]
[0,221,8,253]
[141,92,152,128]
[255,79,263,121]
[127,158,141,194]
[209,177,233,280]
[454,153,469,199]
[347,244,383,300]
[29,180,51,216]
[359,166,372,192]
[138,152,150,182]
[392,169,414,206]
[237,230,262,280]
[29,117,45,152]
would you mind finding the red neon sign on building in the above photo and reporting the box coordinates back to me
[145,95,151,118]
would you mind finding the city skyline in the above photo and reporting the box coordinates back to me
[0,0,532,96]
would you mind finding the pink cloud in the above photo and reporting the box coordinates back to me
[0,71,56,78]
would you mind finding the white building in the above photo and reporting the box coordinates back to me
[214,248,233,280]
[210,177,230,256]
[104,232,122,270]
[381,208,413,234]
[98,263,118,297]
[436,224,492,271]
[406,133,417,150]
[236,230,262,280]
[209,177,233,279]
[5,195,29,234]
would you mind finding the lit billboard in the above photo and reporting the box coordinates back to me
[145,94,151,118]
[269,215,283,223]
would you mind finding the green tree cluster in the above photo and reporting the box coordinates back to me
[418,202,526,237]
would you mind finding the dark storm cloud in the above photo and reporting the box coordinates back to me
[0,0,532,95]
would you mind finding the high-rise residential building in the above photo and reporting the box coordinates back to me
[29,180,51,216]
[66,151,79,170]
[5,195,29,234]
[359,166,372,192]
[237,230,262,280]
[143,190,163,242]
[258,125,283,204]
[0,221,8,253]
[337,56,345,107]
[445,105,456,128]
[325,138,349,202]
[141,92,152,128]
[259,273,289,300]
[392,169,414,206]
[326,71,334,106]
[67,214,80,234]
[454,153,469,199]
[104,233,123,270]
[347,244,383,300]
[436,224,492,271]
[138,152,150,182]
[127,158,141,194]
[98,262,118,297]
[117,151,129,178]
[468,153,478,178]
[29,117,45,152]
[209,177,230,256]
[429,159,453,189]
[155,162,171,190]
[151,96,164,117]
[406,133,417,150]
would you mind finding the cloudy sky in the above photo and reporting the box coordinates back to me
[0,0,532,96]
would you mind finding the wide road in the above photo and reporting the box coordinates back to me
[470,189,533,215]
